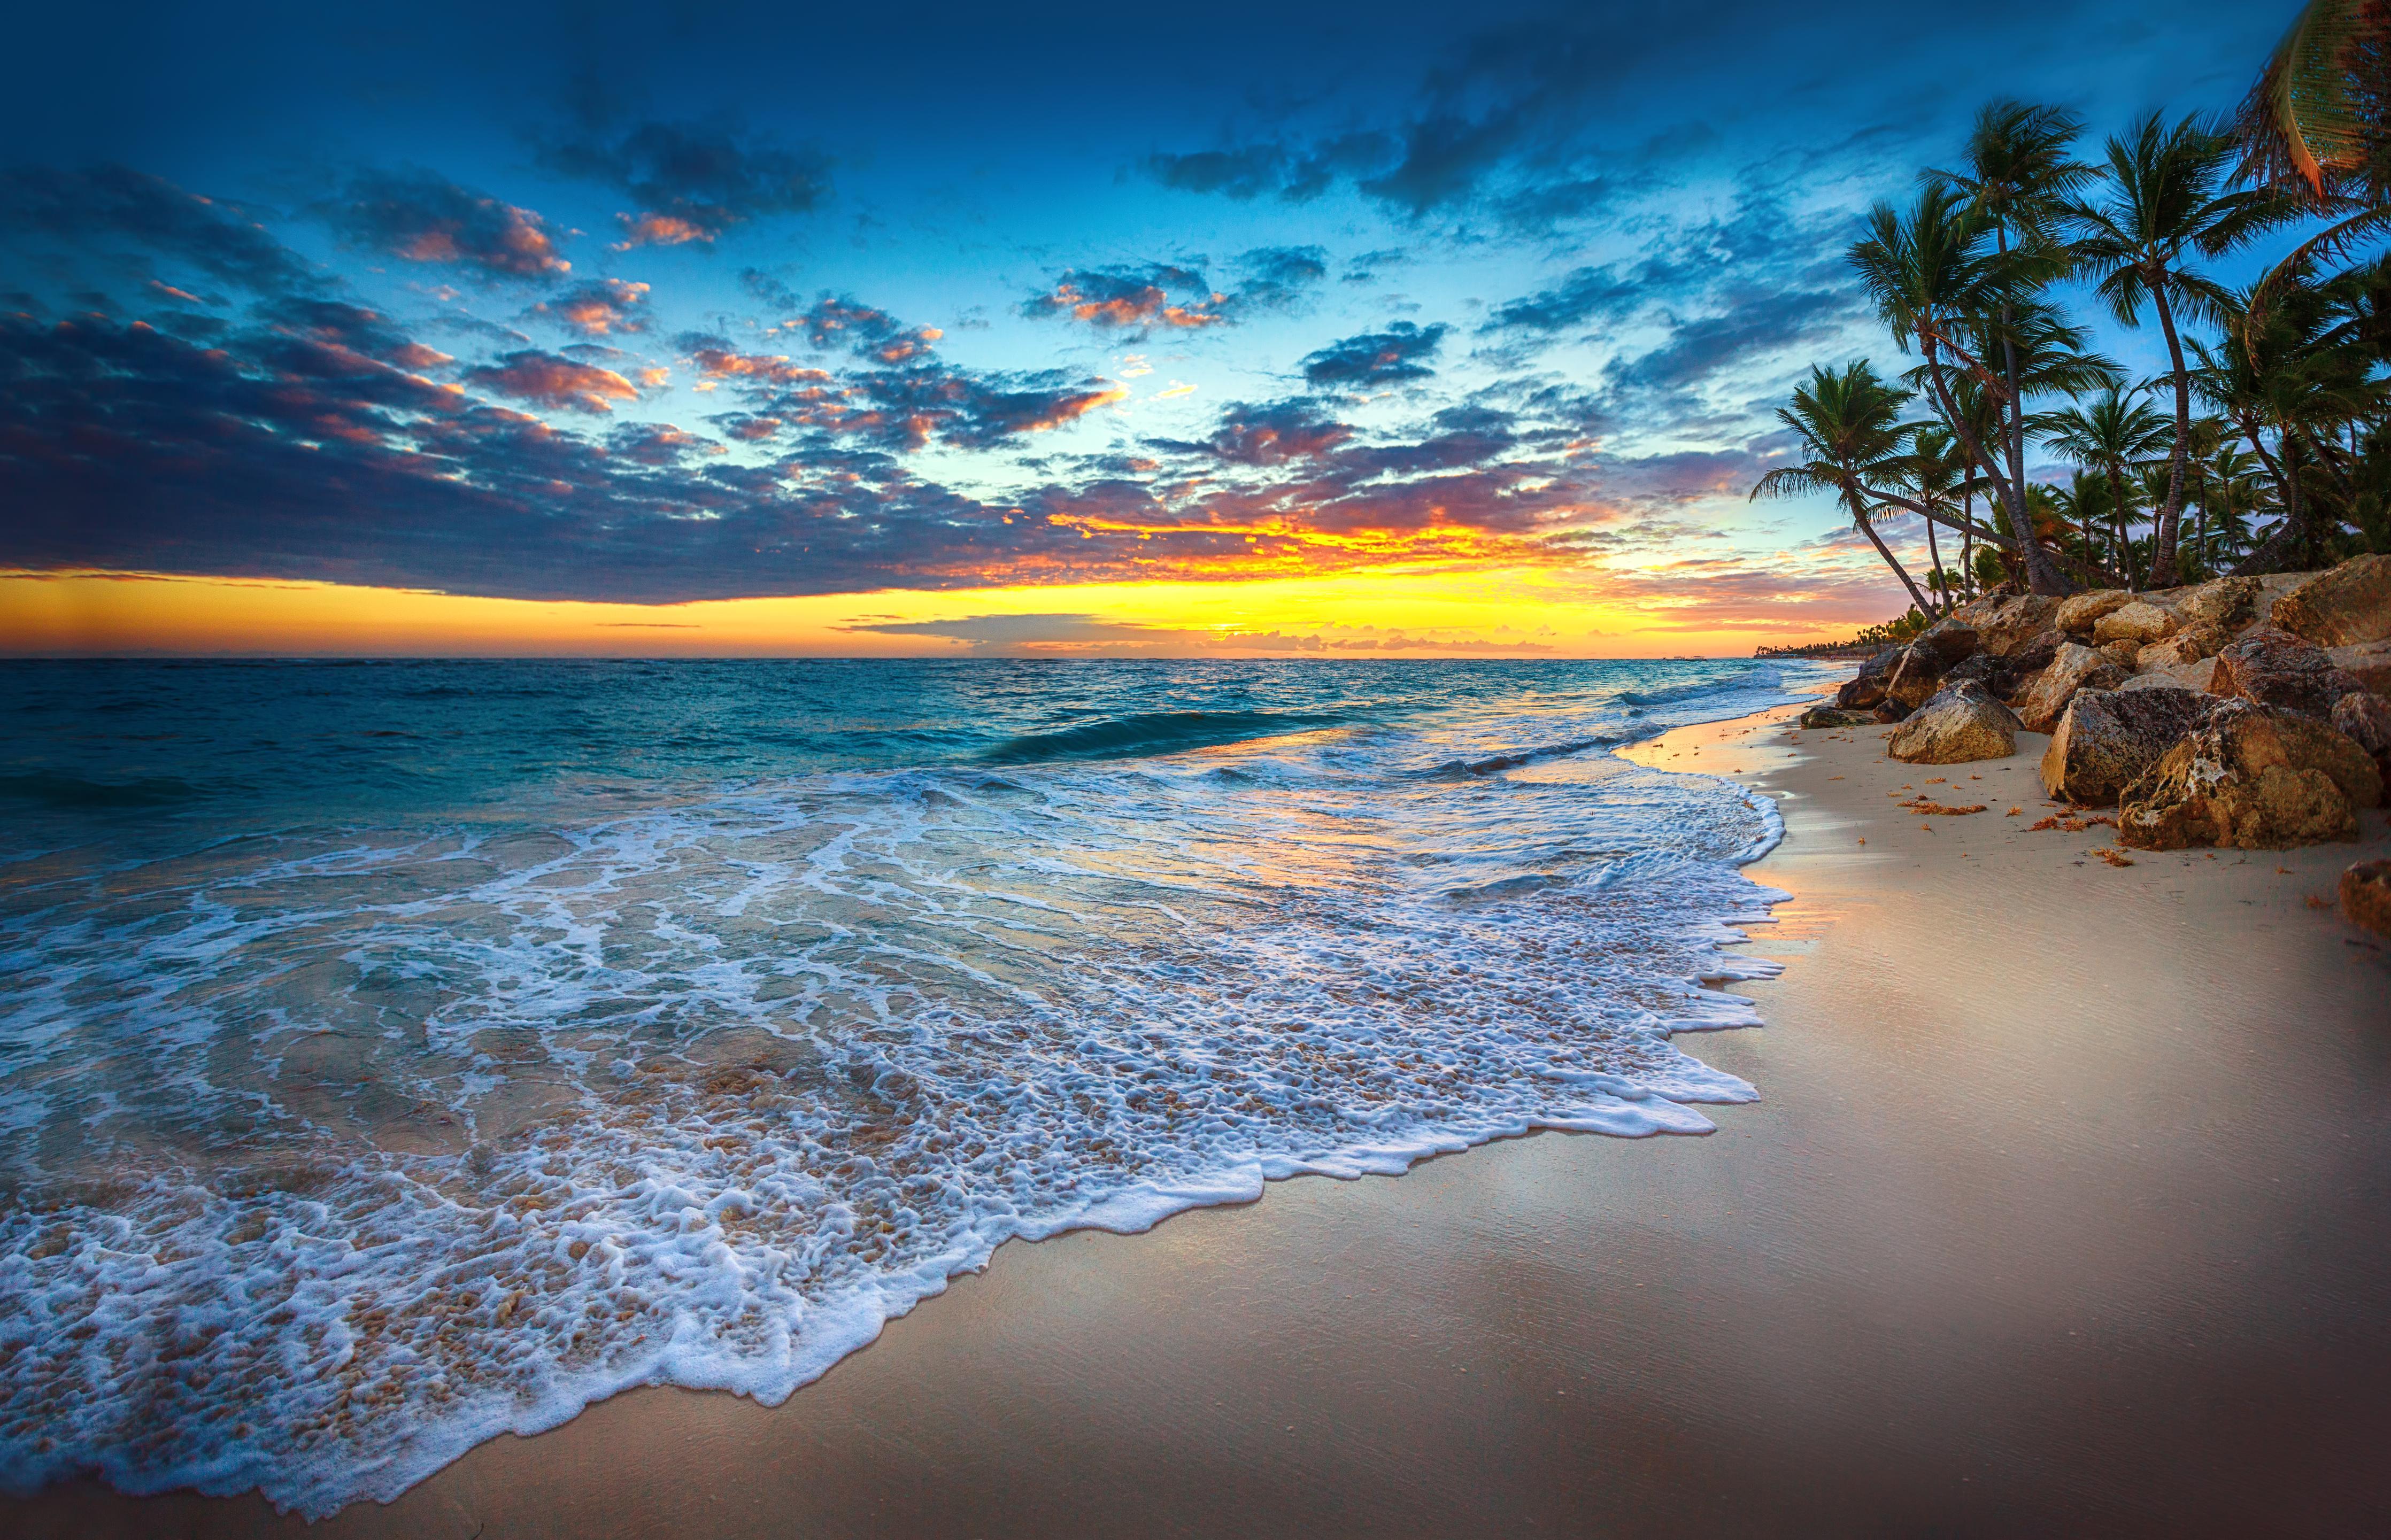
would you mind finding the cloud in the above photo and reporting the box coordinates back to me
[1024,251,1327,335]
[789,295,941,363]
[321,169,569,280]
[1141,133,1397,204]
[258,298,454,370]
[462,350,641,413]
[1189,399,1354,466]
[0,164,320,295]
[1299,322,1447,389]
[541,117,832,246]
[526,278,651,336]
[1482,266,1641,335]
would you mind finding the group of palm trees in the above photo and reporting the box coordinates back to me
[1755,0,2391,612]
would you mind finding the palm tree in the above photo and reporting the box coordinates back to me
[1851,184,2074,594]
[1927,100,2100,583]
[2064,112,2288,586]
[2041,385,2171,587]
[1893,426,1980,613]
[2234,1,2391,314]
[1750,361,1937,614]
[2205,443,2267,565]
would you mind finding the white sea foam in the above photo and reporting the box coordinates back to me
[0,681,1802,1516]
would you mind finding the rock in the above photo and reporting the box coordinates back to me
[1885,643,1951,710]
[1916,618,1981,662]
[1872,698,1911,724]
[2327,640,2391,697]
[1963,595,2062,658]
[1888,680,2022,763]
[2004,627,2066,675]
[2098,638,2143,669]
[1798,703,1875,729]
[2174,575,2264,630]
[2271,553,2391,647]
[1938,654,2007,695]
[2038,687,2218,805]
[2342,859,2391,938]
[2118,701,2384,850]
[2054,589,2133,636]
[2093,600,2180,646]
[1837,646,1902,711]
[2330,690,2391,777]
[2119,658,2219,694]
[2017,643,2131,733]
[2136,636,2203,671]
[2210,624,2368,719]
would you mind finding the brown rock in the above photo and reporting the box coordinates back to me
[1887,681,2022,764]
[2054,589,2133,636]
[2118,701,2384,850]
[1872,698,1911,724]
[2342,859,2391,938]
[2174,575,2263,630]
[2039,687,2219,805]
[2136,635,2199,671]
[1885,643,1950,710]
[2330,690,2391,777]
[2210,624,2368,719]
[2119,656,2220,694]
[1915,619,1981,662]
[2093,600,2179,646]
[2098,638,2142,669]
[2005,628,2065,674]
[2271,553,2391,647]
[1797,703,1875,729]
[1964,595,2062,658]
[1836,646,1902,711]
[2327,640,2391,697]
[2018,643,2130,734]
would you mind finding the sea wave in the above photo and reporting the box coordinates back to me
[977,708,1343,763]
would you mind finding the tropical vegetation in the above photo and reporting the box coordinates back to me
[1757,0,2391,610]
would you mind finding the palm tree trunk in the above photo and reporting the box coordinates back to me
[2147,280,2194,587]
[1847,491,1934,615]
[2233,428,2308,576]
[2107,464,2136,590]
[1923,512,1948,614]
[1960,489,1975,597]
[1919,347,2070,596]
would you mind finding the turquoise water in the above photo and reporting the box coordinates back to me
[0,657,1815,1514]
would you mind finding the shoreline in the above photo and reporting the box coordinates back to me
[12,695,2391,1536]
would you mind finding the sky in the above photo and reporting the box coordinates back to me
[0,0,2297,656]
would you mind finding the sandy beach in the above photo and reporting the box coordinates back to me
[14,698,2390,1538]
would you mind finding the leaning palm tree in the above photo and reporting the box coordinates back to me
[1927,100,2100,563]
[2235,0,2391,311]
[1750,361,1937,615]
[1893,426,1981,613]
[2065,112,2288,587]
[1851,184,2073,594]
[2041,384,2171,588]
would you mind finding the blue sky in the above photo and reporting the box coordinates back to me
[0,0,2308,647]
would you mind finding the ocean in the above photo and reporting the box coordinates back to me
[0,656,1818,1514]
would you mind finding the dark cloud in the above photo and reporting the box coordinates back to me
[1299,321,1446,388]
[320,169,569,280]
[1187,399,1354,466]
[1481,265,1640,335]
[541,117,833,247]
[790,295,940,363]
[462,350,641,413]
[0,164,320,295]
[1023,250,1326,335]
[1141,134,1395,203]
[256,298,454,370]
[526,278,651,336]
[1233,245,1329,308]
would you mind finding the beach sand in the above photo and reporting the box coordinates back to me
[15,702,2391,1538]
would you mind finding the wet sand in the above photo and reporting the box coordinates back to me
[16,702,2391,1537]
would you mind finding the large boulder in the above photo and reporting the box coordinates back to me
[2331,690,2391,778]
[2343,859,2391,939]
[2327,640,2391,697]
[2119,656,2221,694]
[2093,600,2179,646]
[1888,680,2022,764]
[1872,697,1911,724]
[2174,575,2264,630]
[1915,618,1981,662]
[1885,643,1952,710]
[2018,643,2131,733]
[2055,589,2134,636]
[1964,595,2062,657]
[1837,646,1903,711]
[2271,553,2391,647]
[2118,701,2384,850]
[2039,687,2218,805]
[2210,624,2368,719]
[2003,627,2066,677]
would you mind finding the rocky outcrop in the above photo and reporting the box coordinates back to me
[1885,643,1952,710]
[2331,690,2391,777]
[2018,643,2130,733]
[2093,600,2179,646]
[1915,619,1981,662]
[2118,701,2384,850]
[1798,703,1876,729]
[1961,595,2062,657]
[2210,625,2368,719]
[1872,698,1911,723]
[2055,589,2133,637]
[2271,554,2391,647]
[2328,640,2391,697]
[2343,859,2391,938]
[2039,687,2218,805]
[2004,628,2066,678]
[1837,646,1902,711]
[2098,639,2142,669]
[2174,575,2263,630]
[1887,680,2022,764]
